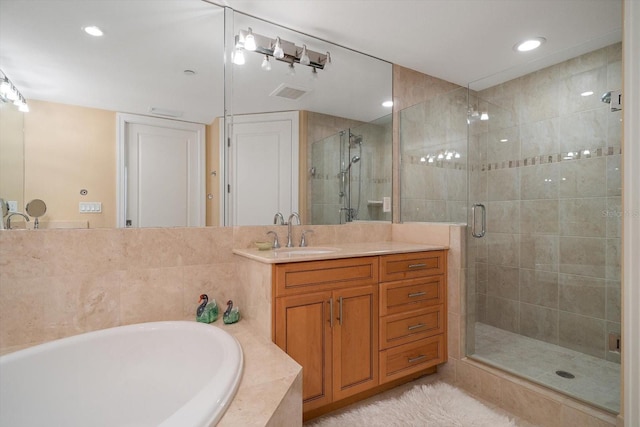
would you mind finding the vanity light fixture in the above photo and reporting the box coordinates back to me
[299,45,310,65]
[83,25,104,37]
[480,112,489,121]
[514,37,546,52]
[244,27,257,51]
[273,37,285,59]
[311,67,318,80]
[233,29,331,73]
[261,55,272,71]
[0,71,28,112]
[287,63,296,76]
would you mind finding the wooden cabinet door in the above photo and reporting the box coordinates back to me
[275,291,333,411]
[332,284,379,401]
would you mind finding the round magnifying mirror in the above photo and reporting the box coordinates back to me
[25,199,47,229]
[26,199,47,217]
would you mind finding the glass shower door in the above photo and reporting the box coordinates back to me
[465,42,622,413]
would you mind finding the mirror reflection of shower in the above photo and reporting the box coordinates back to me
[339,131,363,223]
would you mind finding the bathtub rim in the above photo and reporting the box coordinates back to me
[0,320,244,427]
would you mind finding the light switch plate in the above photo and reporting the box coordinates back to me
[7,201,18,212]
[79,202,102,213]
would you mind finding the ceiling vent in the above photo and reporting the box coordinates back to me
[269,83,311,100]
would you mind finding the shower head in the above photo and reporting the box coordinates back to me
[601,91,612,104]
[349,134,363,146]
[345,155,361,171]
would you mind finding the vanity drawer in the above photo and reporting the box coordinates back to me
[379,335,445,384]
[379,251,446,282]
[273,256,378,296]
[380,275,445,316]
[379,305,444,350]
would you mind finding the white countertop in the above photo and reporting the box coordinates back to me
[233,241,447,264]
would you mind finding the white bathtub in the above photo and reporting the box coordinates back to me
[0,321,243,427]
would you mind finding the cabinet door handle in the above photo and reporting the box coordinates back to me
[338,296,343,326]
[408,355,426,363]
[408,323,426,331]
[328,298,334,328]
[408,263,426,269]
[408,291,426,298]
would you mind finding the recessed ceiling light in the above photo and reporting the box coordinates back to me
[581,91,594,97]
[514,37,546,52]
[83,26,104,37]
[382,100,393,108]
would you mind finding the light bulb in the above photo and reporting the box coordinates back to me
[480,112,489,121]
[437,153,444,160]
[232,47,245,65]
[300,45,310,65]
[428,157,434,163]
[454,152,461,159]
[244,28,256,51]
[261,55,271,71]
[0,79,11,95]
[273,37,284,59]
[323,51,332,69]
[420,157,426,163]
[18,102,29,112]
[6,87,18,101]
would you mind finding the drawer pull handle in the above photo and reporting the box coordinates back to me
[408,323,426,331]
[408,355,426,363]
[408,291,426,298]
[408,263,427,269]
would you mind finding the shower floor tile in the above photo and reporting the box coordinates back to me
[472,322,620,414]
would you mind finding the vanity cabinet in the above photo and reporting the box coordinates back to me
[271,249,447,417]
[378,251,447,383]
[273,257,379,412]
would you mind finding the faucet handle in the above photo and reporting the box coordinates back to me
[267,231,280,249]
[300,229,314,247]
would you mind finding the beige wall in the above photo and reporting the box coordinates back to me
[206,117,221,226]
[0,102,25,212]
[24,100,116,228]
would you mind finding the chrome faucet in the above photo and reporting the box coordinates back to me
[300,229,314,247]
[273,212,285,225]
[286,212,300,247]
[6,212,30,230]
[267,230,280,249]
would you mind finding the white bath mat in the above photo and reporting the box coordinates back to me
[306,382,517,427]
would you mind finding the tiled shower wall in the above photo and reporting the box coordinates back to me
[399,87,469,223]
[468,43,622,362]
[309,114,392,224]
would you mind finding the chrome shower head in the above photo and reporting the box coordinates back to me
[345,155,361,171]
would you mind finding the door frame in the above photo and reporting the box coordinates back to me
[116,113,206,228]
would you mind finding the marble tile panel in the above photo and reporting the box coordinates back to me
[520,199,559,234]
[519,269,558,308]
[605,238,621,281]
[605,283,621,323]
[122,227,184,270]
[487,233,520,267]
[520,163,559,200]
[120,267,184,325]
[181,226,234,265]
[0,230,54,279]
[605,197,622,238]
[487,264,519,300]
[519,302,558,344]
[558,273,606,319]
[607,110,622,149]
[486,201,520,234]
[455,360,502,406]
[557,67,608,116]
[606,155,622,196]
[561,404,617,427]
[520,234,558,272]
[558,157,607,199]
[485,296,519,333]
[559,197,606,237]
[499,377,563,427]
[0,275,48,349]
[558,311,606,359]
[487,126,520,163]
[487,168,520,201]
[520,117,560,158]
[605,321,621,364]
[559,236,606,278]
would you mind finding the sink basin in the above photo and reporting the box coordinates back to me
[274,247,339,256]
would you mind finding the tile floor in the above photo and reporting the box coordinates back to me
[471,322,621,413]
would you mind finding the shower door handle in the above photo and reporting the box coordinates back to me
[472,203,486,238]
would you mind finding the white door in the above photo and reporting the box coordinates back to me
[117,114,205,228]
[230,111,299,225]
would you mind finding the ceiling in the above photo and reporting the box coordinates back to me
[0,0,622,123]
[222,0,622,88]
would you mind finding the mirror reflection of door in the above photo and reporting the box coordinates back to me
[229,111,299,226]
[117,114,205,228]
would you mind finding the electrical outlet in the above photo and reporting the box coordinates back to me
[7,201,18,212]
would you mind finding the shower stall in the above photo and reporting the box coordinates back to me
[400,43,622,414]
[309,115,392,225]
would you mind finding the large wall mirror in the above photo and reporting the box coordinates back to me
[0,0,392,229]
[227,11,393,226]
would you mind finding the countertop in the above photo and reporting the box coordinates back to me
[233,241,447,264]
